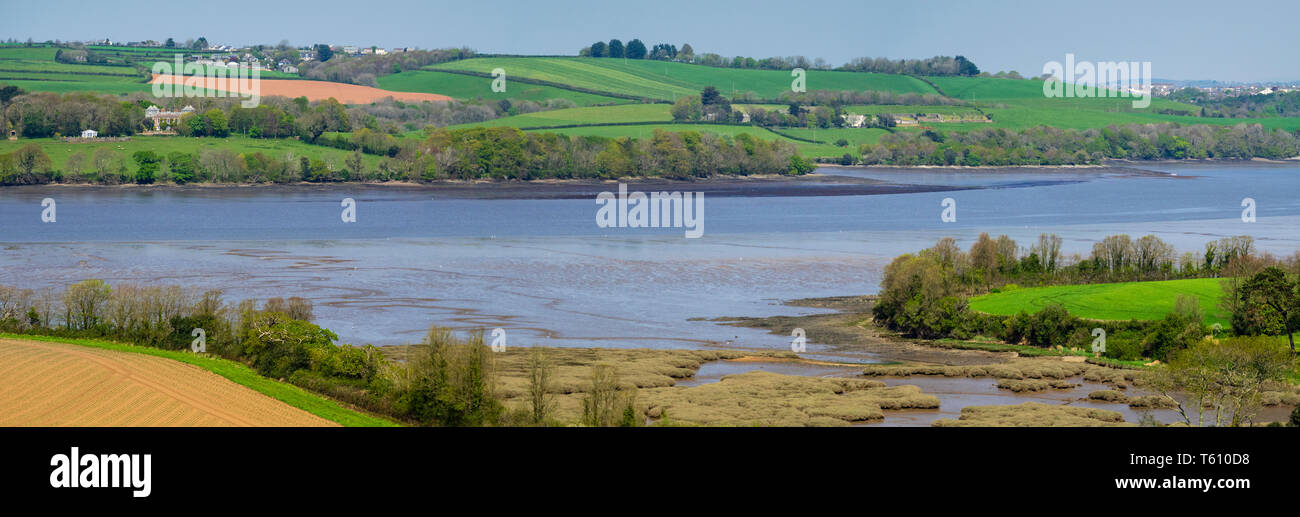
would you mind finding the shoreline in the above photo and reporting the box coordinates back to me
[0,162,1194,198]
[3,173,982,199]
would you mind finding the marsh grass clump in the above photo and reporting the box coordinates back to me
[863,358,1132,395]
[640,371,937,427]
[460,347,767,397]
[932,402,1132,427]
[996,378,1075,392]
[1088,389,1126,402]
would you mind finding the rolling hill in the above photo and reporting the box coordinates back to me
[426,56,937,100]
[377,69,629,106]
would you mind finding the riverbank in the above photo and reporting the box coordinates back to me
[5,172,978,199]
[4,162,1183,199]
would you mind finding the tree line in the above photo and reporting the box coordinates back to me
[296,47,473,86]
[841,55,980,76]
[577,41,984,78]
[857,123,1300,166]
[579,39,665,60]
[1,125,812,185]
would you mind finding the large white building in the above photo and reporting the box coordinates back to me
[144,105,196,131]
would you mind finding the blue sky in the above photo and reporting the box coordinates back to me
[2,0,1297,81]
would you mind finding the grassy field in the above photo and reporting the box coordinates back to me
[429,57,937,100]
[0,136,384,170]
[378,69,628,106]
[0,333,396,427]
[449,103,671,128]
[0,45,150,95]
[445,102,893,157]
[519,122,853,157]
[844,104,985,117]
[927,75,1300,132]
[968,278,1230,326]
[779,127,892,150]
[0,44,297,96]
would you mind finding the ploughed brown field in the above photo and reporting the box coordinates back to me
[0,338,337,427]
[149,74,452,104]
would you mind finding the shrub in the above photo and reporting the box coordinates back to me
[237,311,338,379]
[391,327,502,426]
[1024,303,1078,348]
[1103,330,1145,361]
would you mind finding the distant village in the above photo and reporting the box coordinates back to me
[62,37,421,75]
[1151,82,1300,98]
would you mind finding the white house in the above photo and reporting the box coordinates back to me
[80,129,98,138]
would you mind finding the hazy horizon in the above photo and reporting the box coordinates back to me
[2,0,1297,82]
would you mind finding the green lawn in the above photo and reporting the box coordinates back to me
[780,127,891,149]
[450,103,671,129]
[0,136,385,170]
[430,57,937,100]
[0,44,297,95]
[844,104,985,117]
[522,122,851,157]
[0,333,397,427]
[926,75,1300,132]
[968,278,1230,327]
[0,45,150,94]
[378,69,628,106]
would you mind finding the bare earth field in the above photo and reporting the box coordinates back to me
[0,338,337,427]
[150,74,452,104]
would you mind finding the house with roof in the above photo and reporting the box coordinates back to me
[144,105,196,131]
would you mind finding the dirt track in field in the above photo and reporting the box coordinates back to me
[0,338,337,427]
[149,74,452,104]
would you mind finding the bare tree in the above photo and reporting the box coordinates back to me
[62,279,111,330]
[526,348,556,425]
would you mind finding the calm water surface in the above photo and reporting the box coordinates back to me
[2,163,1298,352]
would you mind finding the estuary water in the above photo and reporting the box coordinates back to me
[2,162,1299,353]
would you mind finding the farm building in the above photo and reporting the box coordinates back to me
[80,129,98,138]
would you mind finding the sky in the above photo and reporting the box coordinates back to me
[2,0,1297,82]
